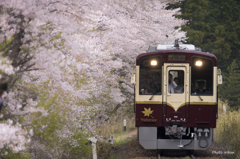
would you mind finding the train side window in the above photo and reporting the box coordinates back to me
[191,57,213,96]
[139,56,162,95]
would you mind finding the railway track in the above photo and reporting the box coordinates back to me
[158,154,196,159]
[158,151,196,159]
[155,149,229,159]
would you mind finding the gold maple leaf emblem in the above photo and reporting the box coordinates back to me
[141,107,154,117]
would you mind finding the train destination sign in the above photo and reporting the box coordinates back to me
[168,54,186,61]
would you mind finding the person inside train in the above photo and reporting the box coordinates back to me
[195,80,207,93]
[140,78,148,94]
[140,71,161,95]
[174,77,184,93]
[168,73,177,93]
[140,79,152,95]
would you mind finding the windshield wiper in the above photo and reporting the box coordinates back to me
[198,95,203,101]
[149,95,154,100]
[196,93,203,101]
[193,92,203,101]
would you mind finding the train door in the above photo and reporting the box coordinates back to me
[163,63,190,123]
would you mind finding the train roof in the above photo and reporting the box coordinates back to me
[157,44,196,50]
[136,47,217,66]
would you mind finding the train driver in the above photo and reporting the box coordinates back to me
[174,77,184,93]
[195,81,207,93]
[168,73,177,93]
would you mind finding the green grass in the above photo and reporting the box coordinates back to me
[113,131,136,146]
[114,137,134,146]
[214,100,240,158]
[96,111,135,141]
[107,155,122,159]
[96,110,136,157]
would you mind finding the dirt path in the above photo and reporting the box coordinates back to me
[123,129,137,140]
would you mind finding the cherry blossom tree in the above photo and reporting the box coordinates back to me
[0,0,186,158]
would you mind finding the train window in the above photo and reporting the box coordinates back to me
[168,70,184,94]
[139,56,162,95]
[191,57,213,96]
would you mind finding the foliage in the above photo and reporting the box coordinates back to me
[22,80,93,158]
[96,106,135,140]
[167,0,240,71]
[167,0,240,109]
[0,6,37,88]
[219,60,240,109]
[0,147,31,159]
[215,101,240,158]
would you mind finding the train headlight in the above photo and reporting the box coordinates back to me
[151,60,157,66]
[195,61,202,66]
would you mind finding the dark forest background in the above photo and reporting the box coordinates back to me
[167,0,240,109]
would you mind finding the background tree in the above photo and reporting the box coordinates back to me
[167,0,240,70]
[219,60,240,110]
[167,0,240,109]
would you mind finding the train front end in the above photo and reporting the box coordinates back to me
[131,43,222,150]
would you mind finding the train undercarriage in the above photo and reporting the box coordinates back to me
[139,126,213,150]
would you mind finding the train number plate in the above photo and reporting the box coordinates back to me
[168,54,186,61]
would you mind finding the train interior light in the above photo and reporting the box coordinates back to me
[151,60,157,66]
[195,61,202,66]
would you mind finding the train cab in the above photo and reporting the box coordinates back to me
[131,40,222,150]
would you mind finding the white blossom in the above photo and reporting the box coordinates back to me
[0,0,186,155]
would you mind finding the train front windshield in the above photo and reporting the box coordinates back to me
[191,57,213,96]
[139,56,162,95]
[138,56,213,96]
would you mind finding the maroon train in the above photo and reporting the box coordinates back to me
[131,41,222,150]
